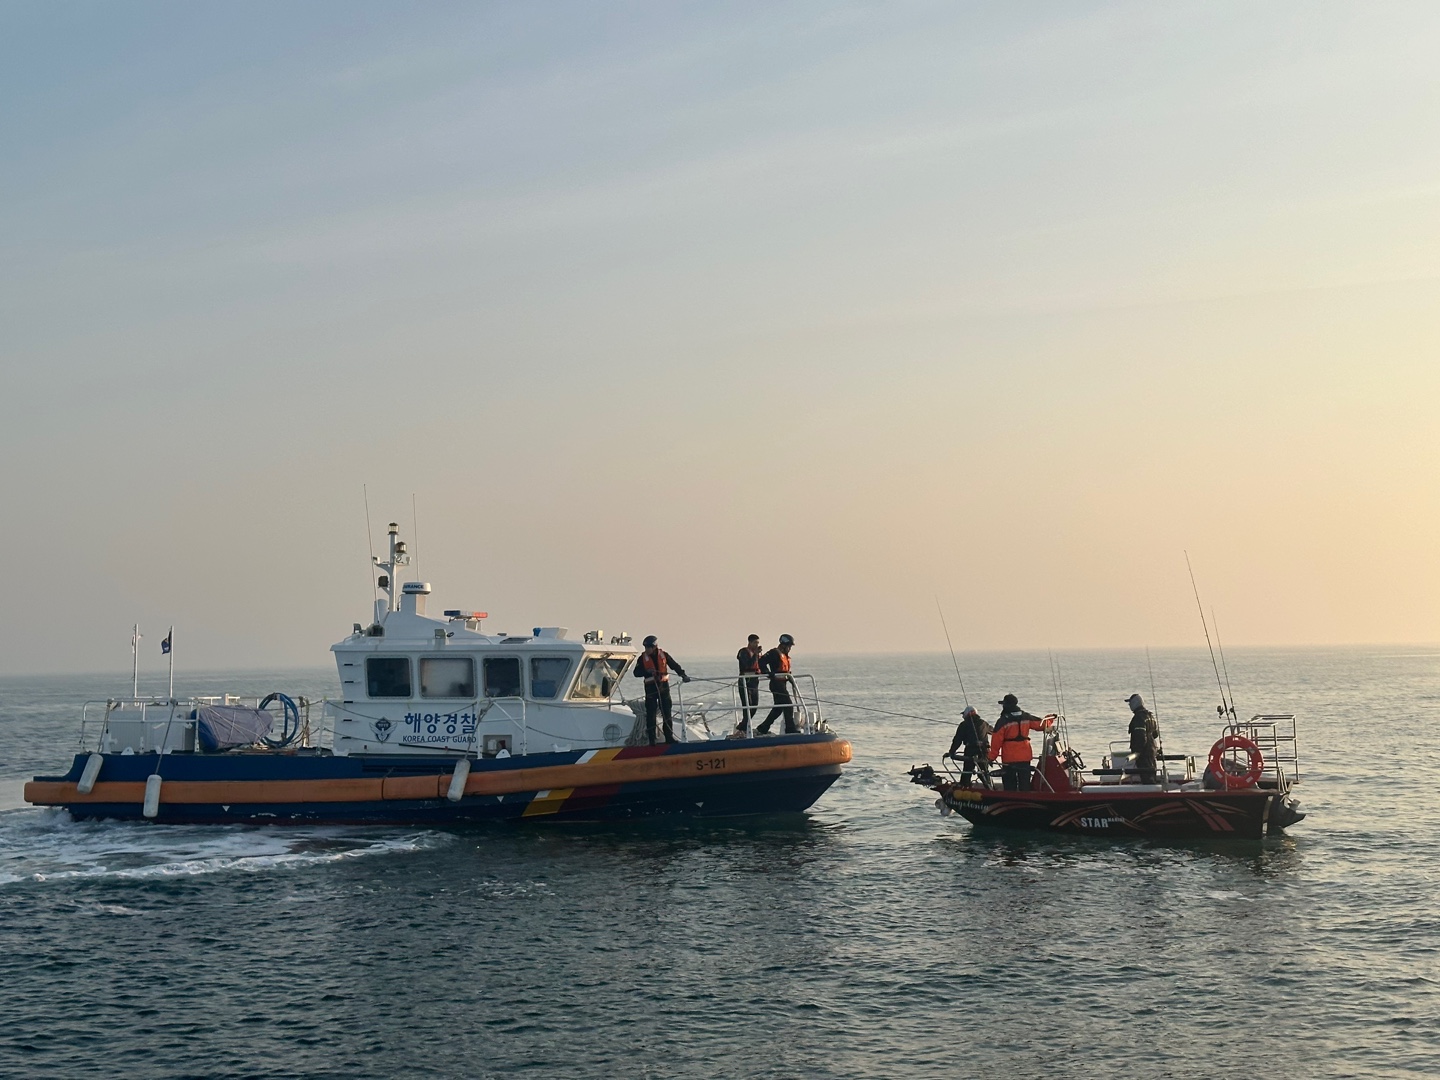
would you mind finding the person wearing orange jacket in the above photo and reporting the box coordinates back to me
[989,693,1054,791]
[633,635,691,745]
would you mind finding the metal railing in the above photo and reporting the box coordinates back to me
[78,696,316,754]
[663,674,825,739]
[1226,714,1300,787]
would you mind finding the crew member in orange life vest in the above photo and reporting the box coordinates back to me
[632,635,691,744]
[988,693,1054,791]
[732,634,763,737]
[755,634,798,735]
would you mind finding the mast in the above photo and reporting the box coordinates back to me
[131,624,141,701]
[373,522,411,621]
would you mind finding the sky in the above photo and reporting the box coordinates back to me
[2,1,1438,674]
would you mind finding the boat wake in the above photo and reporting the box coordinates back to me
[0,806,445,886]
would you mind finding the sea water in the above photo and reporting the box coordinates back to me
[1,648,1437,1079]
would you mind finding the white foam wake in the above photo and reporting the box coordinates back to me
[0,806,446,886]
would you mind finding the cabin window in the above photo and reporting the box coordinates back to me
[483,657,523,698]
[529,657,573,700]
[569,656,629,700]
[420,657,476,699]
[366,657,412,698]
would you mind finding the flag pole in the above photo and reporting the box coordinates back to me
[131,624,141,701]
[167,626,175,701]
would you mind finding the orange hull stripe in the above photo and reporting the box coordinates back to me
[465,739,851,797]
[24,740,852,808]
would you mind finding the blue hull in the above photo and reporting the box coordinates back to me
[28,734,849,825]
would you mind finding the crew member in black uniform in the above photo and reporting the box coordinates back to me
[632,635,690,744]
[732,633,763,737]
[946,704,992,788]
[1125,693,1159,783]
[754,634,798,735]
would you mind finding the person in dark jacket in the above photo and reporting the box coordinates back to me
[754,634,798,735]
[989,694,1052,791]
[947,705,992,788]
[732,634,763,737]
[1126,693,1159,783]
[632,635,690,744]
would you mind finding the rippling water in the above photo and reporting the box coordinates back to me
[2,648,1437,1079]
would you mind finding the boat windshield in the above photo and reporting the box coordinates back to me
[569,655,629,700]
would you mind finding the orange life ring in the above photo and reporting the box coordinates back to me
[1208,734,1264,789]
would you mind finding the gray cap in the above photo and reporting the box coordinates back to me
[1126,693,1145,710]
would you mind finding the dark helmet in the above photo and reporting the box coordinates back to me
[778,634,794,646]
[1000,693,1018,708]
[642,635,658,648]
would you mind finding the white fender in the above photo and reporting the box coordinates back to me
[446,758,471,802]
[935,798,952,817]
[143,774,163,819]
[77,753,104,794]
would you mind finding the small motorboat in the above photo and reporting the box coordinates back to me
[25,525,850,825]
[909,714,1304,839]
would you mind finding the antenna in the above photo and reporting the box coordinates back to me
[363,485,377,593]
[1185,551,1230,720]
[934,598,970,708]
[1212,608,1237,721]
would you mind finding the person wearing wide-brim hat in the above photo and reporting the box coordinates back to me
[989,693,1053,791]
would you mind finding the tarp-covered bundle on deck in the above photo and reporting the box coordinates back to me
[196,706,273,752]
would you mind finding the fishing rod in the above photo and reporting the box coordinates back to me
[935,598,970,708]
[1146,645,1165,761]
[1212,608,1237,722]
[1184,551,1233,720]
[1047,650,1066,718]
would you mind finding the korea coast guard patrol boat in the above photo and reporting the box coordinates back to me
[908,712,1304,840]
[25,526,850,825]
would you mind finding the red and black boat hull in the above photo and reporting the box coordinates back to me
[938,784,1301,839]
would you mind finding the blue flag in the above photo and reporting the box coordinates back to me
[161,630,172,655]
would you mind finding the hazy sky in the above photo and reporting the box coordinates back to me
[3,2,1438,674]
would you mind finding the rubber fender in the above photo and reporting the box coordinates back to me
[143,774,162,819]
[77,753,103,795]
[447,758,471,803]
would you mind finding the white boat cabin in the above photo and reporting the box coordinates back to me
[327,524,641,757]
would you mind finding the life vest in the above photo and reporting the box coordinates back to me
[990,711,1043,764]
[639,649,669,683]
[763,648,791,685]
[738,648,762,675]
